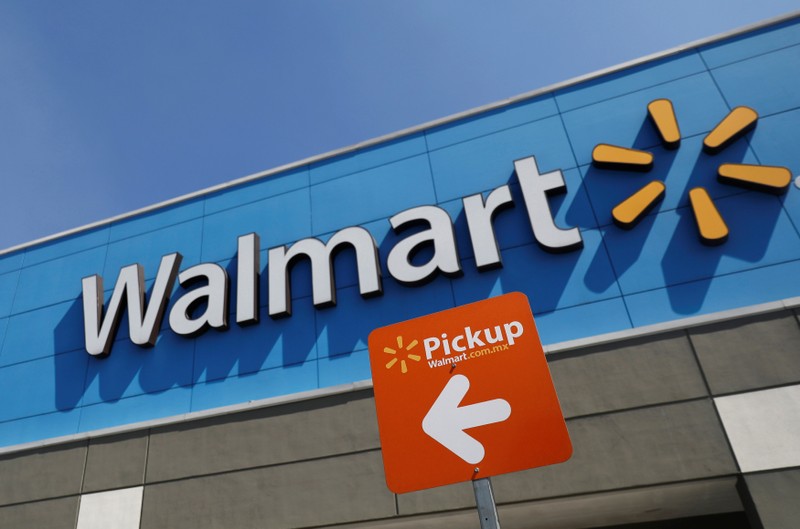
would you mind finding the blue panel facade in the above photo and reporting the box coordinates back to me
[1,17,800,448]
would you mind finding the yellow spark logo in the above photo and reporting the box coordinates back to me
[383,336,421,374]
[592,99,792,245]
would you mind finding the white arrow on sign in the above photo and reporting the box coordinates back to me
[422,374,512,464]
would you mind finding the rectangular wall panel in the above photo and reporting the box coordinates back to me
[715,384,800,473]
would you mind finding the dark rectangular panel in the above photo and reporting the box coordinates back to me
[0,496,79,529]
[0,442,86,506]
[549,332,707,417]
[690,311,800,395]
[492,400,736,502]
[147,390,380,483]
[140,451,395,529]
[743,468,800,529]
[83,432,148,493]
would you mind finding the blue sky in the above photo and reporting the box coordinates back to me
[1,1,798,251]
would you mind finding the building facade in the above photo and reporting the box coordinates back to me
[1,13,800,529]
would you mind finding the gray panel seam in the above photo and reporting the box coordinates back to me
[685,328,742,474]
[0,493,82,511]
[563,395,711,422]
[738,464,800,477]
[488,475,742,509]
[292,476,742,529]
[75,442,89,529]
[711,380,800,399]
[144,447,382,487]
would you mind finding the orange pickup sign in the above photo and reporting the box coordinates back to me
[368,292,572,494]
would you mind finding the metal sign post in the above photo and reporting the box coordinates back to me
[472,477,501,529]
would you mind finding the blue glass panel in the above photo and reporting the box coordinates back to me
[23,227,109,268]
[194,303,317,383]
[711,44,800,116]
[82,328,195,405]
[746,108,800,233]
[315,278,455,359]
[310,134,426,185]
[0,409,81,448]
[536,298,631,346]
[189,361,318,412]
[562,73,730,166]
[0,318,7,358]
[1,299,84,366]
[318,348,371,388]
[556,51,706,112]
[12,247,106,314]
[426,96,558,150]
[429,116,576,203]
[310,155,436,235]
[452,230,620,314]
[103,219,203,281]
[109,199,204,242]
[603,193,800,296]
[0,250,24,275]
[201,188,312,262]
[205,167,309,215]
[700,19,800,68]
[747,108,800,169]
[0,350,88,422]
[626,260,800,327]
[77,387,192,432]
[0,270,19,318]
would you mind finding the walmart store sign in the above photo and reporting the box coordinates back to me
[83,100,793,357]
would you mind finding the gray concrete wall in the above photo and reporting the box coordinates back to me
[1,308,799,529]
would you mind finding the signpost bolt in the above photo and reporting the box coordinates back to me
[474,467,480,473]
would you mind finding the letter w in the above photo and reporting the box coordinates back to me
[82,253,182,357]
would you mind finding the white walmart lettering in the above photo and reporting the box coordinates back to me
[82,155,577,357]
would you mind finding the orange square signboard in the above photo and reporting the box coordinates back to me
[368,292,572,494]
